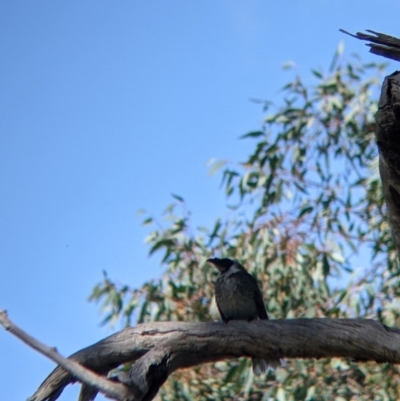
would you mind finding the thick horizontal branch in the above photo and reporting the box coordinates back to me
[20,318,400,401]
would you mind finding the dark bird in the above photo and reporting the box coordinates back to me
[207,257,280,375]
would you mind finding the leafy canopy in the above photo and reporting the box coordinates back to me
[90,47,400,400]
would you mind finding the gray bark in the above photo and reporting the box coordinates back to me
[27,319,400,401]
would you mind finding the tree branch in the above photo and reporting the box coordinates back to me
[0,310,136,401]
[1,309,400,401]
[339,29,400,62]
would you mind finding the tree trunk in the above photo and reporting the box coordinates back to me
[376,71,400,261]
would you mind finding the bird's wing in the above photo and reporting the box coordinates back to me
[232,271,269,320]
[254,285,269,320]
[215,279,228,322]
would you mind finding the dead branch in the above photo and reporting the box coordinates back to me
[1,310,400,401]
[340,29,400,62]
[0,310,135,401]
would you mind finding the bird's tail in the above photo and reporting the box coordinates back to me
[251,358,284,376]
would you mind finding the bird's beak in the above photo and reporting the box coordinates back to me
[207,258,216,265]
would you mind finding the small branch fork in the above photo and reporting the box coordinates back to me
[2,309,400,401]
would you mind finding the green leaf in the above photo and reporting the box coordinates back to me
[240,130,264,139]
[171,193,184,202]
[207,159,227,175]
[298,205,313,218]
[312,69,323,79]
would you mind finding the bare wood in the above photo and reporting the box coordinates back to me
[16,317,400,401]
[0,310,136,401]
[77,384,98,401]
[339,29,400,61]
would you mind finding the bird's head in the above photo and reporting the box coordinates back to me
[207,257,238,273]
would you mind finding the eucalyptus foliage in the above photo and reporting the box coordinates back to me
[90,48,400,400]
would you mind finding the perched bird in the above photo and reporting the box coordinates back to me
[207,257,280,375]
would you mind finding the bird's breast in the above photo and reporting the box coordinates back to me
[216,275,258,321]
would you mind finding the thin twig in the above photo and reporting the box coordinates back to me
[0,309,136,401]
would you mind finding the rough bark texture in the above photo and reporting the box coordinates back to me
[340,29,400,260]
[377,71,400,261]
[27,319,400,401]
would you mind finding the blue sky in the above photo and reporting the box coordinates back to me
[0,2,399,400]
